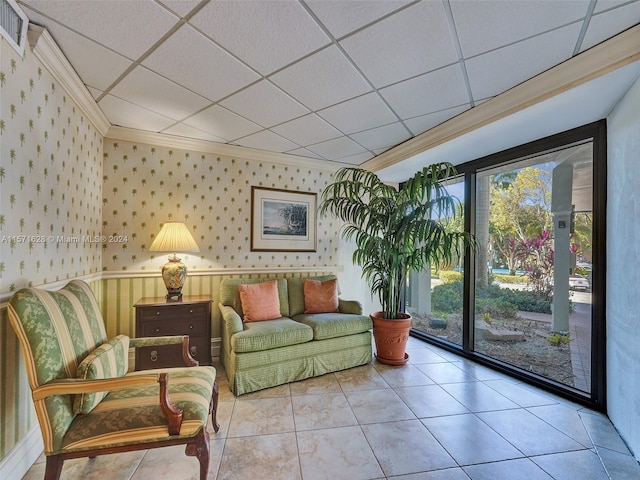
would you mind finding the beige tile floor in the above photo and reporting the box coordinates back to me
[24,337,640,479]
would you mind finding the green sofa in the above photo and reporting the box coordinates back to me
[219,275,373,395]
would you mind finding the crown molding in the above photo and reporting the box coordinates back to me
[363,24,640,173]
[105,126,350,172]
[27,25,111,136]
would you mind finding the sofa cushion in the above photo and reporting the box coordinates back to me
[231,318,313,353]
[287,275,338,316]
[239,280,281,322]
[304,278,339,314]
[73,334,130,414]
[220,278,289,319]
[292,313,372,340]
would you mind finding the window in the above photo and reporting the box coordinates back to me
[409,121,606,409]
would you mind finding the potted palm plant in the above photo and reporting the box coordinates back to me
[319,162,475,365]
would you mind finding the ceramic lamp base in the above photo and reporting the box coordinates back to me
[161,255,187,300]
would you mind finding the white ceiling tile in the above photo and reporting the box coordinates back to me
[593,0,632,14]
[335,152,375,165]
[306,0,412,38]
[189,0,330,75]
[286,148,326,160]
[318,93,398,134]
[143,24,260,102]
[110,66,211,120]
[380,65,469,119]
[87,86,103,101]
[404,105,470,136]
[271,114,342,147]
[220,81,309,128]
[271,46,371,111]
[21,0,178,59]
[450,0,589,58]
[98,95,176,131]
[183,105,262,141]
[26,24,132,92]
[157,0,203,17]
[306,136,367,160]
[234,131,300,153]
[350,123,411,151]
[465,23,583,100]
[163,123,228,144]
[580,2,640,51]
[340,1,457,88]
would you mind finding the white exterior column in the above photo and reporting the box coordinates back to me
[551,162,573,333]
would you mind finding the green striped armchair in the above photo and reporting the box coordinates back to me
[7,280,219,480]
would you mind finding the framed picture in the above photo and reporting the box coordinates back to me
[251,186,317,252]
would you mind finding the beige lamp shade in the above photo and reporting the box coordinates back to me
[149,222,200,253]
[149,222,199,300]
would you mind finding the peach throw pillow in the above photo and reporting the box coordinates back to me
[304,278,339,314]
[238,280,281,322]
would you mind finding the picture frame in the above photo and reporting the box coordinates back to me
[251,186,317,252]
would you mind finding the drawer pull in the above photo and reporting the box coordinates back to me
[190,346,198,357]
[155,328,160,333]
[189,309,193,314]
[150,350,158,362]
[189,324,193,329]
[156,311,160,316]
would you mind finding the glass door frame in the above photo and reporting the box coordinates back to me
[410,120,607,411]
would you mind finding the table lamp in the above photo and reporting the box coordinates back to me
[149,222,200,300]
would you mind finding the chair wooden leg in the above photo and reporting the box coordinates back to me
[211,381,220,433]
[185,428,210,480]
[44,455,63,480]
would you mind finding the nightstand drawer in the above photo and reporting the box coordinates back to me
[138,303,209,321]
[140,318,208,337]
[136,337,210,370]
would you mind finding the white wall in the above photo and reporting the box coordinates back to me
[606,74,640,459]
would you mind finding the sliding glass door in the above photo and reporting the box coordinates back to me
[409,121,606,409]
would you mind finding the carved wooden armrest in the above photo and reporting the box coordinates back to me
[159,372,183,435]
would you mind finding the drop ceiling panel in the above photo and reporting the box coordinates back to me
[404,105,470,136]
[33,24,132,92]
[306,136,368,160]
[271,114,343,147]
[220,80,310,128]
[450,0,589,58]
[99,95,176,132]
[190,0,330,75]
[21,0,178,59]
[350,122,412,151]
[158,0,202,18]
[286,148,326,160]
[233,130,299,153]
[183,105,262,142]
[379,65,470,119]
[271,45,372,111]
[466,23,583,100]
[142,24,260,102]
[163,123,227,144]
[580,2,640,51]
[306,0,412,39]
[318,92,399,134]
[340,1,458,88]
[109,66,211,121]
[335,151,375,165]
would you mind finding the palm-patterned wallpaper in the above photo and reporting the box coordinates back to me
[102,140,340,273]
[0,38,103,295]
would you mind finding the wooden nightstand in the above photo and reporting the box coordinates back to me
[134,295,212,370]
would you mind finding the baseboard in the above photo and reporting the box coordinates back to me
[0,425,43,480]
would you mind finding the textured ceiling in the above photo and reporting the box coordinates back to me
[18,0,640,167]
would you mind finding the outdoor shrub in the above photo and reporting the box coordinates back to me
[431,281,463,313]
[438,270,463,284]
[494,274,529,284]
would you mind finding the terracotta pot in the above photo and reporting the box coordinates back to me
[370,311,412,366]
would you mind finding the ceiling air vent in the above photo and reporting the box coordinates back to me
[1,0,28,55]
